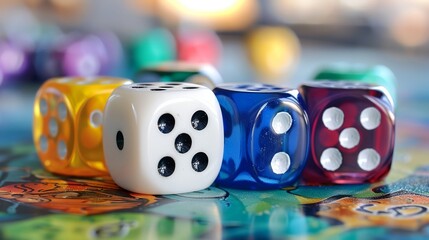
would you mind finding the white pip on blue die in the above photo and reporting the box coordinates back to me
[103,82,224,194]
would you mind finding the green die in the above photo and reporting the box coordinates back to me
[129,28,176,73]
[135,62,223,89]
[314,64,397,106]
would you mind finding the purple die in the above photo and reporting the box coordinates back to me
[34,32,122,81]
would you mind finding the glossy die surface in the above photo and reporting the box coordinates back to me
[136,62,222,89]
[299,81,395,184]
[103,82,223,194]
[314,64,397,106]
[33,77,132,176]
[214,84,309,190]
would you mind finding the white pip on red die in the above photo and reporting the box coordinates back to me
[103,82,224,194]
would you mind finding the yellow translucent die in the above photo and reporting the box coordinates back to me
[33,77,132,176]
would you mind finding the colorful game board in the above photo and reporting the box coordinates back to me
[0,87,428,239]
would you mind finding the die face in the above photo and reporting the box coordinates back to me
[299,81,395,184]
[103,82,224,194]
[33,88,75,172]
[33,77,132,176]
[314,64,397,106]
[146,96,223,194]
[251,98,309,185]
[76,93,110,172]
[214,84,310,189]
[136,62,222,89]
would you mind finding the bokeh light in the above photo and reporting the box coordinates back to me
[157,0,258,30]
[389,6,429,48]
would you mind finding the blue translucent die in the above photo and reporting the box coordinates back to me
[214,84,310,190]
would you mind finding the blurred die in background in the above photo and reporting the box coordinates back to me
[0,0,428,88]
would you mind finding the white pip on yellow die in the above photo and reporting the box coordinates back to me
[103,82,224,194]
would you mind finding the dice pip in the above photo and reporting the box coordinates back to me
[313,64,397,106]
[213,84,310,190]
[33,77,132,176]
[136,62,222,89]
[299,81,395,184]
[103,82,224,194]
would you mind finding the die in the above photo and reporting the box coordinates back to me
[33,76,132,176]
[130,28,176,73]
[0,39,30,86]
[246,26,300,81]
[34,33,119,81]
[136,62,222,89]
[213,84,310,190]
[175,28,222,66]
[313,64,397,106]
[103,82,224,194]
[299,81,395,184]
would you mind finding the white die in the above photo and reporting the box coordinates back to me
[103,82,224,194]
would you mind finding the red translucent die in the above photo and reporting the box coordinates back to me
[299,81,395,184]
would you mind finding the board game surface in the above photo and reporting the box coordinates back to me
[1,45,429,240]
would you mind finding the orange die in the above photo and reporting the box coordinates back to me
[33,77,132,176]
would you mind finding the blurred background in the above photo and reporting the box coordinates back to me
[0,0,428,145]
